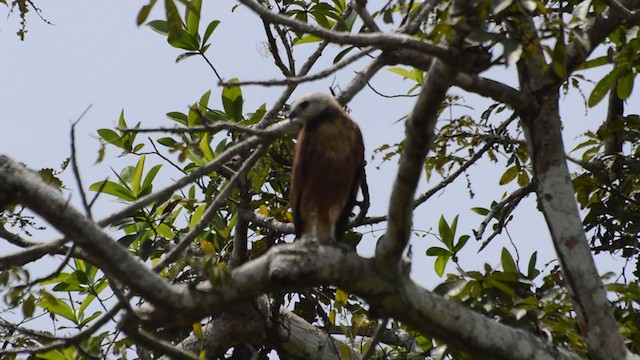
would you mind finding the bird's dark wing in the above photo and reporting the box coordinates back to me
[290,129,310,239]
[335,122,365,240]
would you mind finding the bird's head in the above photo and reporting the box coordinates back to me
[289,92,340,125]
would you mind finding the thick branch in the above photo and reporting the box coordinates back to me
[522,93,627,360]
[0,155,196,311]
[375,59,455,273]
[144,242,581,360]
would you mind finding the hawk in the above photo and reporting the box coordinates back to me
[289,93,365,243]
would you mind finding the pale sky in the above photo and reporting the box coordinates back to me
[1,0,634,291]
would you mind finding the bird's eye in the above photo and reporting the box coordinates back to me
[299,100,309,109]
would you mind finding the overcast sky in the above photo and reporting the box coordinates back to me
[1,1,635,291]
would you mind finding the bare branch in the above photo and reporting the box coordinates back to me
[220,49,373,87]
[0,227,39,248]
[262,20,293,77]
[453,73,535,114]
[353,0,380,32]
[118,121,276,136]
[70,105,93,219]
[0,238,69,269]
[399,0,437,34]
[254,5,353,130]
[336,56,387,105]
[235,0,456,62]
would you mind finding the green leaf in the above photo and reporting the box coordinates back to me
[501,247,518,273]
[131,155,146,195]
[335,288,349,306]
[438,215,454,250]
[577,55,608,70]
[186,0,202,36]
[137,0,158,25]
[333,46,355,64]
[168,31,200,51]
[156,223,175,239]
[499,166,519,185]
[454,235,470,252]
[293,34,323,45]
[434,255,450,277]
[471,207,490,216]
[97,129,120,144]
[199,90,211,112]
[78,310,103,327]
[486,278,516,297]
[426,247,451,257]
[165,0,199,51]
[388,66,418,81]
[245,103,267,125]
[158,137,178,147]
[38,291,76,323]
[450,215,459,238]
[527,251,539,279]
[221,79,243,122]
[52,270,88,292]
[588,69,619,107]
[551,32,567,78]
[176,52,199,63]
[147,19,169,35]
[202,20,220,45]
[616,71,635,100]
[89,180,135,201]
[339,343,352,360]
[190,204,207,228]
[142,164,162,191]
[199,133,215,161]
[118,110,127,129]
[517,171,530,187]
[167,111,188,125]
[22,295,36,317]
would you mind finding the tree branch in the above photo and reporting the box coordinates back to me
[522,91,628,359]
[144,242,582,360]
[235,0,456,62]
[375,59,456,273]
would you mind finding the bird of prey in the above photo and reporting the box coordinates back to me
[289,93,365,243]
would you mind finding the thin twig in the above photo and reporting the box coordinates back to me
[118,122,275,136]
[262,20,293,77]
[353,0,381,32]
[273,23,296,74]
[70,105,93,219]
[476,183,535,251]
[361,318,389,360]
[219,49,373,87]
[15,244,76,290]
